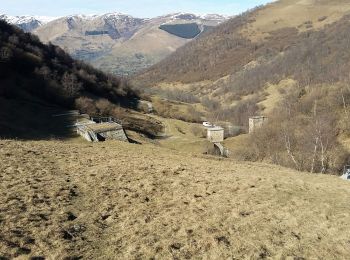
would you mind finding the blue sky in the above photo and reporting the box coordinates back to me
[1,0,274,18]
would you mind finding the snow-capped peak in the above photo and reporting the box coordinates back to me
[155,12,228,23]
[0,14,59,32]
[101,12,146,23]
[103,12,133,18]
[200,14,229,21]
[1,14,58,25]
[172,12,200,20]
[0,12,229,33]
[65,14,99,21]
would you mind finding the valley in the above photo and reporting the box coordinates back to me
[2,0,350,258]
[134,0,350,174]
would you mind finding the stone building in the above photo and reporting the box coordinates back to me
[76,117,128,142]
[249,116,268,134]
[206,126,229,157]
[207,126,224,143]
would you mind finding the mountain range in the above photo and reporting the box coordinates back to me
[0,14,58,31]
[1,12,228,75]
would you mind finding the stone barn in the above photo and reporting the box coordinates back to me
[76,117,128,142]
[249,116,268,133]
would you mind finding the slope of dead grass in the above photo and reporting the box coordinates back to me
[246,0,350,41]
[1,139,350,259]
[258,79,297,115]
[148,115,208,153]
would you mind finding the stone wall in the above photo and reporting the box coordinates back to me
[207,128,224,143]
[249,116,268,133]
[99,129,128,142]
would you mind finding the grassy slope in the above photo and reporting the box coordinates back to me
[148,114,207,153]
[258,79,297,115]
[1,139,350,259]
[246,0,350,41]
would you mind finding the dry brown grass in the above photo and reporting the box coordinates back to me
[148,114,208,154]
[151,97,203,123]
[1,139,350,259]
[246,0,350,41]
[258,79,297,115]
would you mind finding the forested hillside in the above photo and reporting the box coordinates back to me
[136,0,350,84]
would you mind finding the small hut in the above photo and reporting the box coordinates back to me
[76,116,128,142]
[206,126,229,157]
[249,116,268,133]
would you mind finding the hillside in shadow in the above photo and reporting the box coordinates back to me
[0,97,78,140]
[0,20,163,139]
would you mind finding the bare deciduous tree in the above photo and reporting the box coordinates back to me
[61,72,82,98]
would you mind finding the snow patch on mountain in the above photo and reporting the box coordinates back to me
[157,12,228,25]
[0,14,59,31]
[1,14,58,24]
[200,14,229,21]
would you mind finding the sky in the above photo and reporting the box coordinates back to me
[1,0,274,18]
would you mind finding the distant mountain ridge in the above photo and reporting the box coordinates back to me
[1,12,228,75]
[0,14,58,32]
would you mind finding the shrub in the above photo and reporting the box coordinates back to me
[190,125,206,138]
[201,97,220,111]
[95,99,114,115]
[235,85,350,174]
